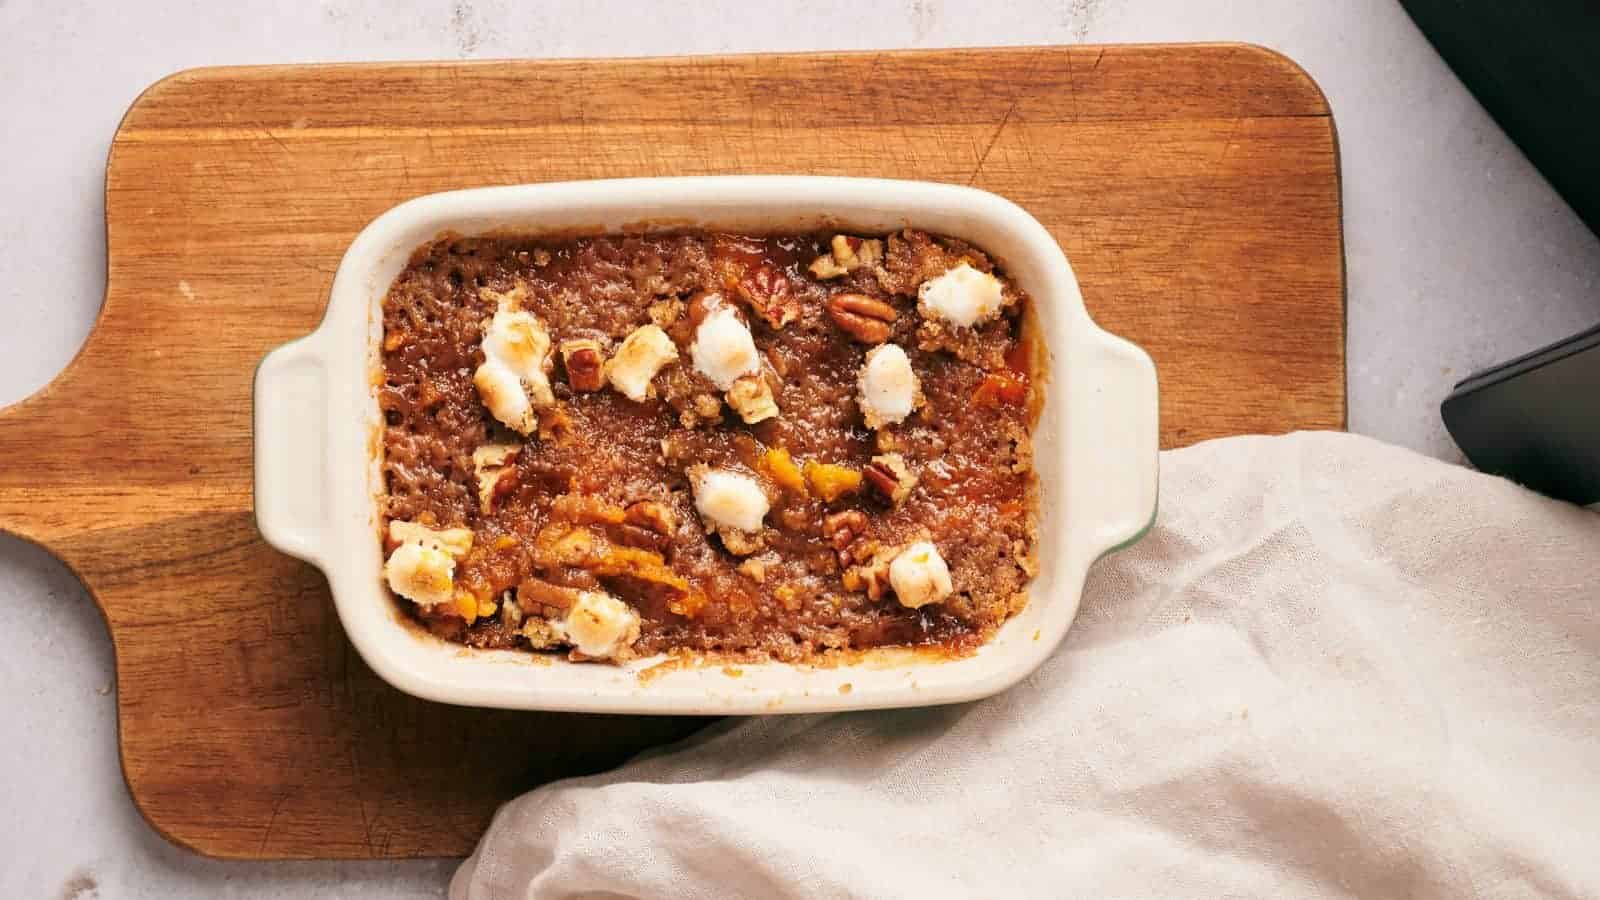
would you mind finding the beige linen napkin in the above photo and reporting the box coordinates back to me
[453,432,1600,899]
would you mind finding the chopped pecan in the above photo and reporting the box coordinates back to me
[848,538,882,565]
[648,298,684,329]
[537,405,573,442]
[827,293,897,343]
[687,392,723,423]
[824,509,868,550]
[737,557,767,583]
[521,617,565,649]
[718,528,766,557]
[842,235,884,267]
[726,373,779,424]
[734,261,801,328]
[472,443,521,514]
[863,453,917,506]
[843,545,896,600]
[824,509,869,565]
[559,339,607,392]
[810,235,884,279]
[1014,538,1040,577]
[811,256,849,280]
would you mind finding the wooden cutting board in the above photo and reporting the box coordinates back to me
[0,45,1344,859]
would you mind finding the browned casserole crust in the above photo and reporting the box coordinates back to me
[378,229,1039,663]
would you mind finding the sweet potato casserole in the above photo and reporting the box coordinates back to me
[378,228,1040,663]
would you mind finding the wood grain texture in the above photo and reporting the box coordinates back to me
[0,45,1344,859]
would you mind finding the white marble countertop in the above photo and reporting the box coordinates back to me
[2,1,1596,897]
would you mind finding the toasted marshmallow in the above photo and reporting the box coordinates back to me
[889,541,953,608]
[918,263,1005,328]
[384,521,474,608]
[691,467,770,534]
[384,542,456,608]
[474,362,534,435]
[564,590,641,659]
[483,309,554,385]
[858,343,920,428]
[691,306,761,391]
[474,298,554,434]
[607,324,679,401]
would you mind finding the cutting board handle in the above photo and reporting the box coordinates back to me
[0,401,37,544]
[253,333,332,567]
[0,366,84,547]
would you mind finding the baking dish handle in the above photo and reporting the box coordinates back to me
[253,334,330,567]
[1083,330,1160,557]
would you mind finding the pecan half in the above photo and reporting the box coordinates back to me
[827,293,898,343]
[863,453,917,506]
[559,338,607,392]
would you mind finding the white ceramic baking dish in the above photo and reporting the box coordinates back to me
[254,176,1157,714]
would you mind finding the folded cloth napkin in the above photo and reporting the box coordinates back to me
[453,432,1600,899]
